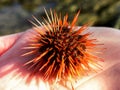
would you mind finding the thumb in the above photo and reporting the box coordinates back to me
[0,33,23,56]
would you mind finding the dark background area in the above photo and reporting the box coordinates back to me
[0,0,120,35]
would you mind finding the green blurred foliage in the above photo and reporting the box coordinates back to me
[54,0,120,27]
[0,0,119,35]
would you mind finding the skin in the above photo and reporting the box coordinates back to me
[0,27,120,90]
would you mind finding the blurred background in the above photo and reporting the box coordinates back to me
[0,0,120,35]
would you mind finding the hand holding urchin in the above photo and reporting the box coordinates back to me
[22,9,102,90]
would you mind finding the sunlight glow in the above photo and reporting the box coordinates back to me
[0,69,50,90]
[76,77,105,90]
[39,81,50,90]
[0,64,14,73]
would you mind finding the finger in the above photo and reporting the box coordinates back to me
[74,27,120,90]
[76,63,120,90]
[0,32,23,56]
[87,27,120,68]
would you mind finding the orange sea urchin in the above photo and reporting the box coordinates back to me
[23,9,102,90]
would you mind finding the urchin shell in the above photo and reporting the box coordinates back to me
[23,9,102,89]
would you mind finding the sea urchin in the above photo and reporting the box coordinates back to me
[22,9,102,90]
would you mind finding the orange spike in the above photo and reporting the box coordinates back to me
[21,50,37,56]
[70,10,80,30]
[63,14,68,27]
[59,19,62,26]
[73,22,90,36]
[34,49,49,62]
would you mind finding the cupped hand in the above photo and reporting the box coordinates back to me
[0,27,120,90]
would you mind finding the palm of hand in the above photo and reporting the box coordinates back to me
[0,27,120,90]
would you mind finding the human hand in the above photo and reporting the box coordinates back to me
[0,27,120,90]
